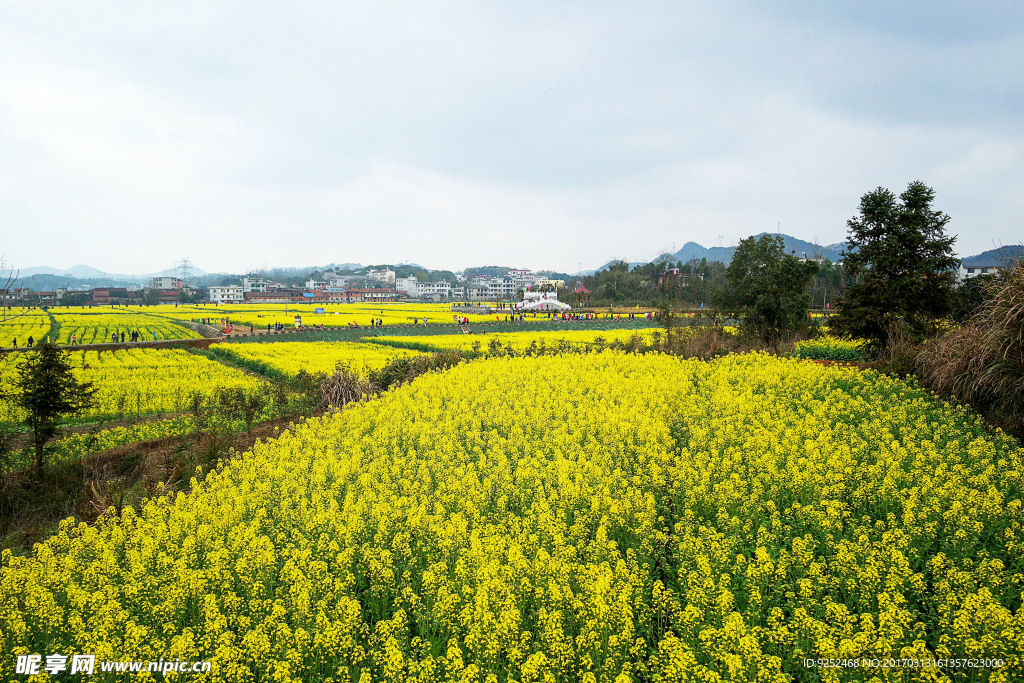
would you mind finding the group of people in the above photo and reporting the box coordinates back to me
[67,330,148,345]
[7,330,160,348]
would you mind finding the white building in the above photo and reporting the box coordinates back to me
[151,276,183,290]
[305,279,326,289]
[467,277,519,300]
[367,269,396,286]
[958,259,1007,282]
[395,276,419,296]
[243,277,268,293]
[209,285,244,304]
[417,281,451,298]
[507,268,534,283]
[396,276,453,299]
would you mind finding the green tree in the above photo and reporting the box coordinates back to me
[832,181,958,350]
[141,288,160,306]
[717,234,819,347]
[15,341,95,473]
[952,274,997,322]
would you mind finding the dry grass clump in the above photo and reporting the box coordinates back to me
[917,259,1024,436]
[654,326,757,359]
[319,364,376,410]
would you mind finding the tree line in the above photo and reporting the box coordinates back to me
[586,180,995,353]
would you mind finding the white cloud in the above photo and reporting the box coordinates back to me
[1,0,1021,274]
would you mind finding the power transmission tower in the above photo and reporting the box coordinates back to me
[178,258,193,285]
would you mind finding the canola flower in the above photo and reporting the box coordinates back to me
[210,341,423,378]
[367,327,665,354]
[1,353,1022,682]
[792,337,867,362]
[0,348,265,424]
[148,303,504,329]
[0,308,52,346]
[49,308,202,344]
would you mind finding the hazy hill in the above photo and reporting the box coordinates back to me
[670,234,847,264]
[594,234,846,273]
[961,245,1024,262]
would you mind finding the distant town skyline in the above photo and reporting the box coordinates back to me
[2,2,1022,274]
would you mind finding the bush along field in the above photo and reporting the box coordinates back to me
[1,352,1021,682]
[791,337,867,362]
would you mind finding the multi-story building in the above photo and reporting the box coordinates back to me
[467,277,519,300]
[416,281,451,299]
[342,288,400,303]
[242,277,269,293]
[151,277,184,290]
[367,269,396,286]
[208,285,244,304]
[507,269,534,284]
[395,276,419,296]
[395,277,454,299]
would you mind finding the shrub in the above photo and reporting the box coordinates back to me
[792,337,866,362]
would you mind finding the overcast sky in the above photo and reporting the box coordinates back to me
[2,1,1022,275]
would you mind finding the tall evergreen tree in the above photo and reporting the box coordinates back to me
[833,181,958,350]
[15,341,95,473]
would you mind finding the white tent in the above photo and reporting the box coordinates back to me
[514,291,572,312]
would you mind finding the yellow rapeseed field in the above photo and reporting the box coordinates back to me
[211,341,423,377]
[368,328,664,354]
[49,308,202,344]
[0,348,265,424]
[0,308,52,347]
[1,353,1022,681]
[149,303,502,329]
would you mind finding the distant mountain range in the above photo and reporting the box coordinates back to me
[15,264,209,280]
[668,233,847,264]
[592,235,1022,273]
[593,234,848,272]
